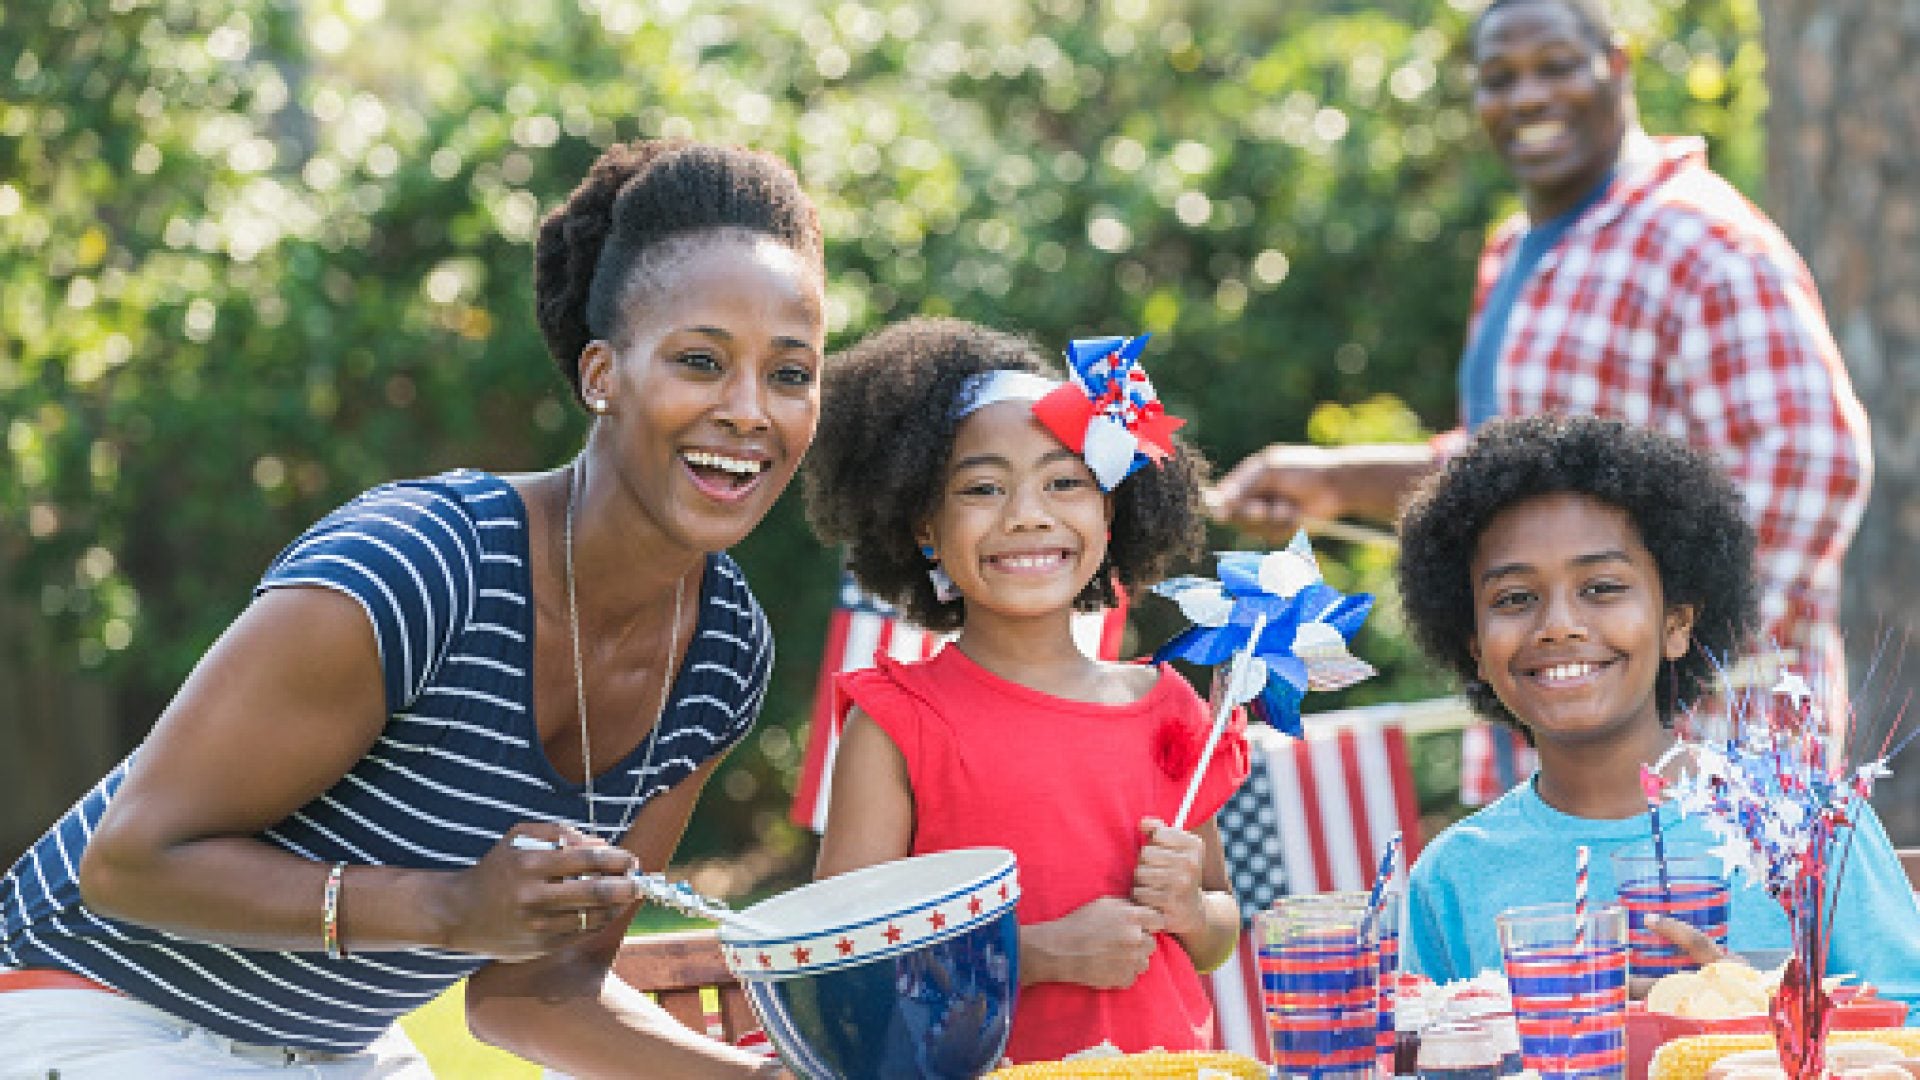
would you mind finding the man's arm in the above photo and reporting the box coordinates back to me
[1207,442,1439,543]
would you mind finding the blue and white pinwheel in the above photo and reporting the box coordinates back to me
[1150,532,1376,739]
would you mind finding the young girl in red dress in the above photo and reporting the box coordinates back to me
[801,317,1246,1063]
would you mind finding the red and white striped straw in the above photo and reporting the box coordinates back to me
[1572,844,1591,945]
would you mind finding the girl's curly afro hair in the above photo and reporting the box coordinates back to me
[804,317,1209,632]
[1397,414,1758,732]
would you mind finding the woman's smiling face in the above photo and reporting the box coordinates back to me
[1469,492,1694,748]
[581,231,825,555]
[919,400,1112,622]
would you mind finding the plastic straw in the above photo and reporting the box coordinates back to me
[1572,845,1591,945]
[1358,833,1403,940]
[1648,799,1672,901]
[1639,765,1673,900]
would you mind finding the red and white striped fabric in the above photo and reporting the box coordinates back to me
[1206,716,1425,1062]
[789,576,1127,833]
[1458,721,1540,807]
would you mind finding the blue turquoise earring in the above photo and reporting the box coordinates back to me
[920,544,959,603]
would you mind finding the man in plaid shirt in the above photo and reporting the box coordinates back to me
[1210,0,1870,686]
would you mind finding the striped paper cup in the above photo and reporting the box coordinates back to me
[1496,902,1628,1080]
[1374,893,1402,1072]
[1611,851,1730,978]
[1257,896,1379,1080]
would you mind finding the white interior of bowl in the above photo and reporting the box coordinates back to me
[723,847,1013,944]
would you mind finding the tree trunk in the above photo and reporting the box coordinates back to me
[1762,2,1920,843]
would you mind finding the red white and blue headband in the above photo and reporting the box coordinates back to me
[953,334,1183,490]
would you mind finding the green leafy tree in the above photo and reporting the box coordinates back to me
[1,0,1766,864]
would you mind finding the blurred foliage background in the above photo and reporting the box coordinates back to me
[1,0,1765,882]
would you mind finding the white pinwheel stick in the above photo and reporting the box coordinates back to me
[510,835,776,936]
[1171,612,1269,831]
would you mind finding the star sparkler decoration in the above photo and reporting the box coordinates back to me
[1149,532,1375,736]
[1659,670,1902,898]
[1656,665,1916,1079]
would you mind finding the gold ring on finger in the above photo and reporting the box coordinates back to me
[578,910,589,932]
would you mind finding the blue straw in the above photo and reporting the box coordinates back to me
[1358,833,1402,940]
[1649,798,1672,900]
[1641,766,1672,901]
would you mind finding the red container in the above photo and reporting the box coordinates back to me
[1625,987,1909,1079]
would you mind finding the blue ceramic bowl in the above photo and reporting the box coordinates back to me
[720,848,1021,1080]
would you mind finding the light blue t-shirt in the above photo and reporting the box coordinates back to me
[1406,775,1920,1015]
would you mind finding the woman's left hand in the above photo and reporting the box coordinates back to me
[1131,817,1207,937]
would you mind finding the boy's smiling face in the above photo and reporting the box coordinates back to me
[1469,492,1694,747]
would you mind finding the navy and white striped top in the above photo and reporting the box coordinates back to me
[0,470,773,1051]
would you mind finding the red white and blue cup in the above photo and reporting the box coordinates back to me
[1610,849,1730,979]
[1256,893,1380,1080]
[1496,902,1629,1080]
[1373,891,1402,1073]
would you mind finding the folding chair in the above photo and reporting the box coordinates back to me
[612,929,758,1042]
[1898,848,1920,892]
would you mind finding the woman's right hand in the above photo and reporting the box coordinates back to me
[1022,897,1165,990]
[439,826,643,961]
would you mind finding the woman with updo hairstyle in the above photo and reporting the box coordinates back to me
[0,139,819,1077]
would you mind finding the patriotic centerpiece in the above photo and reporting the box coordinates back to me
[1150,533,1376,828]
[1657,670,1915,1078]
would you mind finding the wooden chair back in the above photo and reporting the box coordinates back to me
[614,929,759,1042]
[1897,848,1920,892]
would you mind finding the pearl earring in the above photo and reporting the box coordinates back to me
[588,397,609,414]
[920,544,959,604]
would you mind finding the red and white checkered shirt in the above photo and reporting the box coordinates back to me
[1442,136,1872,680]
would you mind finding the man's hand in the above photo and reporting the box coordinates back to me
[1205,444,1347,543]
[1648,914,1730,966]
[1207,442,1438,542]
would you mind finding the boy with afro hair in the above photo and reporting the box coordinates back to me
[1396,415,1920,1010]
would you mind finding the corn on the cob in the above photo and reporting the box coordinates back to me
[1648,1028,1920,1080]
[985,1050,1266,1078]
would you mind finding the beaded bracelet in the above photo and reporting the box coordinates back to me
[322,862,347,960]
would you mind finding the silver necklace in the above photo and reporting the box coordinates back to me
[565,460,685,838]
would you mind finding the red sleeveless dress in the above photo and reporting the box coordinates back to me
[835,647,1249,1063]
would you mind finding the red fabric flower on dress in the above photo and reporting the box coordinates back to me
[1153,713,1203,782]
[1152,707,1249,784]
